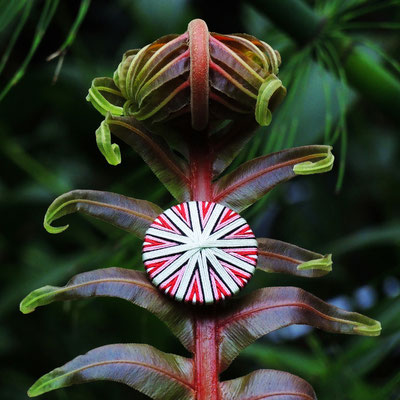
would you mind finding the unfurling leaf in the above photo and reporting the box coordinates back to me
[217,286,381,371]
[213,145,334,212]
[20,268,194,351]
[95,120,121,165]
[257,238,332,277]
[105,114,190,201]
[44,190,162,238]
[255,74,286,126]
[220,369,316,400]
[88,20,285,132]
[27,344,194,400]
[86,77,124,117]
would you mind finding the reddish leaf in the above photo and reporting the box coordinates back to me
[106,114,191,201]
[213,145,334,212]
[44,189,162,238]
[217,287,381,371]
[257,238,332,278]
[220,369,317,400]
[27,343,194,400]
[211,118,260,178]
[20,268,194,352]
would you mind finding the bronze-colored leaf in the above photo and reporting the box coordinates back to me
[213,145,334,212]
[220,369,316,400]
[20,268,194,352]
[257,238,332,278]
[44,189,162,238]
[28,343,194,399]
[217,287,381,371]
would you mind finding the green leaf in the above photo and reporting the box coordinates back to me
[217,287,381,372]
[95,120,121,165]
[293,146,334,174]
[213,145,334,212]
[220,369,316,400]
[27,343,194,399]
[86,77,125,117]
[257,238,332,277]
[44,189,162,238]
[105,114,190,201]
[20,268,194,352]
[297,254,332,272]
[255,74,287,126]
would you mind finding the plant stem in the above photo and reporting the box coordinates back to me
[189,131,220,399]
[189,132,214,201]
[194,316,220,400]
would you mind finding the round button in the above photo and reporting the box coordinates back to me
[142,201,258,304]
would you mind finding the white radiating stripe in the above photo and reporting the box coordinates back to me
[212,248,256,273]
[175,252,199,302]
[198,250,214,304]
[204,249,239,293]
[188,202,202,241]
[152,249,197,286]
[205,239,257,248]
[207,217,246,241]
[143,243,195,261]
[200,203,224,240]
[164,209,195,240]
[145,227,192,244]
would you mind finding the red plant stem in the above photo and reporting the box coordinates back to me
[189,133,213,201]
[194,315,220,400]
[189,132,220,400]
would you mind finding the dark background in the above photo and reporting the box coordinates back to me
[1,1,399,399]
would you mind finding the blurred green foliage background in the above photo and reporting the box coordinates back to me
[1,0,399,399]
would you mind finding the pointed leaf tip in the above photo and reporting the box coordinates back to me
[293,146,334,175]
[297,254,333,272]
[96,119,121,166]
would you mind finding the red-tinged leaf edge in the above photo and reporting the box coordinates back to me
[257,238,332,278]
[20,268,194,352]
[220,369,317,400]
[27,343,195,400]
[217,286,381,372]
[43,189,162,239]
[213,145,334,212]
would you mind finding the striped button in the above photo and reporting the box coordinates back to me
[142,201,258,304]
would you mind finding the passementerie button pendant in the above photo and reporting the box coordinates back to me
[142,201,258,305]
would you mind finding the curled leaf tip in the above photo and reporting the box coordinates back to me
[87,77,124,117]
[255,74,286,126]
[354,319,382,336]
[20,296,34,314]
[297,254,332,272]
[293,146,334,175]
[95,119,121,166]
[43,211,69,234]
